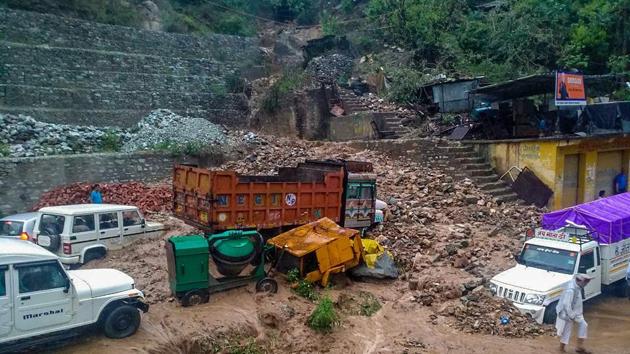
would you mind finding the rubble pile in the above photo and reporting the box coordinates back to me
[121,109,227,153]
[32,182,172,214]
[0,110,231,158]
[0,113,129,157]
[439,288,553,337]
[306,54,353,84]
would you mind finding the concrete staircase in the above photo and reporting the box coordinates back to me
[337,89,409,138]
[437,141,520,204]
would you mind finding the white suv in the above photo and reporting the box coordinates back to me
[33,204,164,265]
[0,238,148,352]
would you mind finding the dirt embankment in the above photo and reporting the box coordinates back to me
[51,135,573,353]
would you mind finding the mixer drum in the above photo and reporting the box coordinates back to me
[210,237,256,276]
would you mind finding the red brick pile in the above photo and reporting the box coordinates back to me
[32,182,172,214]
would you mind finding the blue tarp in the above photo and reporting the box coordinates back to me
[541,193,630,244]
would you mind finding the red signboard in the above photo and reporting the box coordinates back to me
[555,71,586,106]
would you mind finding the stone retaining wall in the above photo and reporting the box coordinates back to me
[0,8,261,127]
[0,152,208,216]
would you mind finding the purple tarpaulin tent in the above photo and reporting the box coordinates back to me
[541,192,630,244]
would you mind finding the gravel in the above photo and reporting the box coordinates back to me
[306,54,353,85]
[0,113,129,158]
[121,109,227,153]
[0,110,229,158]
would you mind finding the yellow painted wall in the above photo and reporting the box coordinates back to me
[474,135,630,210]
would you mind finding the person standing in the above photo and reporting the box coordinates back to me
[614,169,628,194]
[89,184,103,204]
[556,274,592,353]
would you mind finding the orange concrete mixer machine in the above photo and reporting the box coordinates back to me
[172,160,377,234]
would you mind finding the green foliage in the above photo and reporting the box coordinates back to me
[307,296,339,332]
[321,12,340,36]
[225,72,245,94]
[0,143,9,157]
[294,279,319,301]
[210,83,228,98]
[386,68,427,104]
[261,68,306,113]
[99,130,122,152]
[221,339,265,354]
[1,0,140,26]
[151,140,215,156]
[286,268,301,283]
[341,0,356,14]
[359,293,381,316]
[367,0,630,80]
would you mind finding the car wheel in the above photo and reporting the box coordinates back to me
[181,289,209,307]
[542,301,557,324]
[255,277,278,294]
[84,248,106,264]
[103,304,141,339]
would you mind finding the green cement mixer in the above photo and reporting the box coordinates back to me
[166,230,277,306]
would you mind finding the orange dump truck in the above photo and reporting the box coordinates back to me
[172,160,377,233]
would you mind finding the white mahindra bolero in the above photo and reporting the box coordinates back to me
[33,204,164,265]
[0,238,148,352]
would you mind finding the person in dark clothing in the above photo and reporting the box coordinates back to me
[597,190,605,199]
[614,169,628,194]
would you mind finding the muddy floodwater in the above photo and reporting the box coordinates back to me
[50,290,630,354]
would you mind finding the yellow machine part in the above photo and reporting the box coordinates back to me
[268,218,363,286]
[361,238,392,268]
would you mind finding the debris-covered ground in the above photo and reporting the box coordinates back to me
[42,134,628,354]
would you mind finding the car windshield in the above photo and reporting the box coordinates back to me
[518,244,577,274]
[0,221,24,236]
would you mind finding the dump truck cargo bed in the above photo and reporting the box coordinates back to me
[173,162,348,232]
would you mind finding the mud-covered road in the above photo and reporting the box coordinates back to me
[53,285,629,354]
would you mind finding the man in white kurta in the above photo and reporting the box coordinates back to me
[555,274,592,353]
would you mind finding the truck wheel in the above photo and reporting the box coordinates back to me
[103,304,141,339]
[542,301,557,324]
[181,290,209,307]
[255,277,278,294]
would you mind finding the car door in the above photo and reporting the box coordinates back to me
[121,210,144,239]
[578,248,601,299]
[97,212,122,244]
[0,265,12,336]
[70,214,98,249]
[13,261,73,332]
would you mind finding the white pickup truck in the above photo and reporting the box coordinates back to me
[490,227,630,324]
[0,238,149,352]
